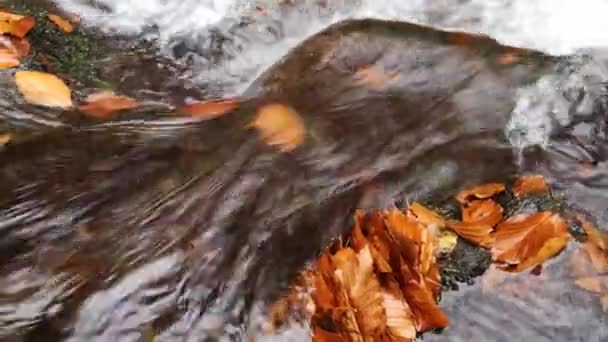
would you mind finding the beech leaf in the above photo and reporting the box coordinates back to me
[251,103,305,152]
[492,212,570,271]
[180,99,238,120]
[15,70,72,108]
[48,14,74,33]
[512,174,548,197]
[78,91,139,119]
[455,182,505,203]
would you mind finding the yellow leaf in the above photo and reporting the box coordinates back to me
[48,14,74,33]
[0,47,18,69]
[15,71,72,108]
[251,103,305,152]
[0,15,35,38]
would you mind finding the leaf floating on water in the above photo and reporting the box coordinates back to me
[78,91,139,119]
[512,174,548,197]
[180,99,238,120]
[48,14,74,33]
[0,132,11,145]
[15,70,72,108]
[251,103,305,152]
[353,64,401,91]
[492,212,570,272]
[455,182,505,203]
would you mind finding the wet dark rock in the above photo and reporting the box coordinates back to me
[0,17,600,341]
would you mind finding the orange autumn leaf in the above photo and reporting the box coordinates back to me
[180,99,238,120]
[455,182,505,203]
[401,273,448,333]
[251,103,305,152]
[0,132,11,145]
[353,64,401,91]
[382,280,416,340]
[492,212,570,271]
[332,246,387,341]
[512,174,548,197]
[313,326,348,342]
[48,14,74,33]
[0,15,35,38]
[407,202,446,229]
[78,91,140,119]
[15,71,72,108]
[570,241,608,312]
[446,199,502,248]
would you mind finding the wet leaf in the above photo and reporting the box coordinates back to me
[180,99,238,120]
[78,91,140,119]
[492,212,570,271]
[571,242,608,312]
[251,103,305,152]
[455,182,505,203]
[15,70,72,108]
[0,132,11,145]
[512,174,548,197]
[381,290,416,340]
[401,273,449,333]
[408,202,446,229]
[48,14,74,33]
[353,64,401,91]
[332,246,386,341]
[446,199,502,248]
[313,326,347,342]
[0,15,35,38]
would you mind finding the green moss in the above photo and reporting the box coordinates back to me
[5,0,109,87]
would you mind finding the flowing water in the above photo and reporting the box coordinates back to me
[0,0,607,341]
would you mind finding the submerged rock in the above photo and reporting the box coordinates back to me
[0,18,600,341]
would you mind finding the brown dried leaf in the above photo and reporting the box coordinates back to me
[180,99,238,120]
[48,14,74,33]
[455,182,505,203]
[408,202,446,229]
[78,91,140,119]
[401,273,449,333]
[447,199,502,248]
[512,174,548,197]
[15,70,72,108]
[251,103,305,152]
[492,212,570,271]
[332,246,386,341]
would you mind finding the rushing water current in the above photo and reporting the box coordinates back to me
[0,0,607,341]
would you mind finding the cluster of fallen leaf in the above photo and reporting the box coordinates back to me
[267,174,608,341]
[0,9,307,151]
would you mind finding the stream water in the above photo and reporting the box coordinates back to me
[0,0,607,341]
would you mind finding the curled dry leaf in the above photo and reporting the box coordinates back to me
[0,12,35,38]
[251,103,305,152]
[15,70,72,108]
[455,182,505,203]
[180,99,238,120]
[512,174,548,197]
[78,91,140,119]
[48,14,74,33]
[492,212,570,272]
[447,199,502,248]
